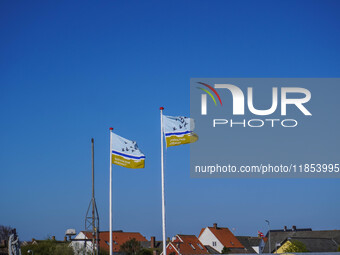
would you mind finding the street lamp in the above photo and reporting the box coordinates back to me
[27,250,34,255]
[265,220,271,253]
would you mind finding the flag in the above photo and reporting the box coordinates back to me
[258,231,264,237]
[162,115,198,147]
[111,132,145,168]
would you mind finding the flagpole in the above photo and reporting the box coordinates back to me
[160,107,166,255]
[109,127,113,255]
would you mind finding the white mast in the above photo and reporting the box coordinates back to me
[160,107,167,255]
[109,127,113,255]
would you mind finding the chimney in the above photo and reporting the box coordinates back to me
[150,236,155,249]
[32,238,35,242]
[284,226,287,231]
[52,236,56,241]
[167,237,170,243]
[213,223,218,229]
[292,225,296,231]
[64,236,67,242]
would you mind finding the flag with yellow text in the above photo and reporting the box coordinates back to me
[163,115,198,147]
[111,132,145,168]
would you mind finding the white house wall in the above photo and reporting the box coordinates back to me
[70,232,93,255]
[252,246,260,254]
[198,228,224,253]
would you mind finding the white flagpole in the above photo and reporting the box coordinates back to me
[109,127,113,255]
[160,107,167,255]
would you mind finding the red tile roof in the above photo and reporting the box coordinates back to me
[200,227,244,249]
[83,231,147,252]
[166,235,208,255]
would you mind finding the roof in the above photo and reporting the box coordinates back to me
[200,226,244,249]
[140,240,165,250]
[263,229,340,253]
[204,245,220,254]
[282,237,339,252]
[22,239,68,246]
[168,235,209,255]
[266,228,312,236]
[81,231,147,252]
[235,236,262,253]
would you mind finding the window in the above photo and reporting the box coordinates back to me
[107,240,118,245]
[212,241,217,247]
[189,243,195,250]
[197,243,204,250]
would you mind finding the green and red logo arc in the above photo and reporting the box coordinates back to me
[197,82,223,106]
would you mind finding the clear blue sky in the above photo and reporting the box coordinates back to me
[1,0,340,241]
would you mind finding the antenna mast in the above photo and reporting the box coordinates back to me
[85,138,100,255]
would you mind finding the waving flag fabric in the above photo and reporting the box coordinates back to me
[258,231,264,237]
[111,132,145,168]
[163,115,198,147]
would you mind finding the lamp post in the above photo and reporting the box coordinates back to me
[27,250,34,255]
[265,220,271,253]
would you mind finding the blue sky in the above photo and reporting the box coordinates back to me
[1,0,340,241]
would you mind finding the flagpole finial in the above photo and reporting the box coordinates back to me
[160,107,164,110]
[109,127,113,131]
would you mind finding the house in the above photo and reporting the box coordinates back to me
[162,234,209,255]
[275,237,339,253]
[70,231,94,254]
[141,236,166,255]
[198,223,244,253]
[204,245,220,254]
[235,236,263,254]
[262,226,340,253]
[21,236,68,246]
[70,230,148,254]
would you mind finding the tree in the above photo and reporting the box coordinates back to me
[99,249,109,255]
[138,249,152,255]
[0,225,14,241]
[282,240,308,253]
[119,238,142,255]
[221,246,231,254]
[21,238,74,255]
